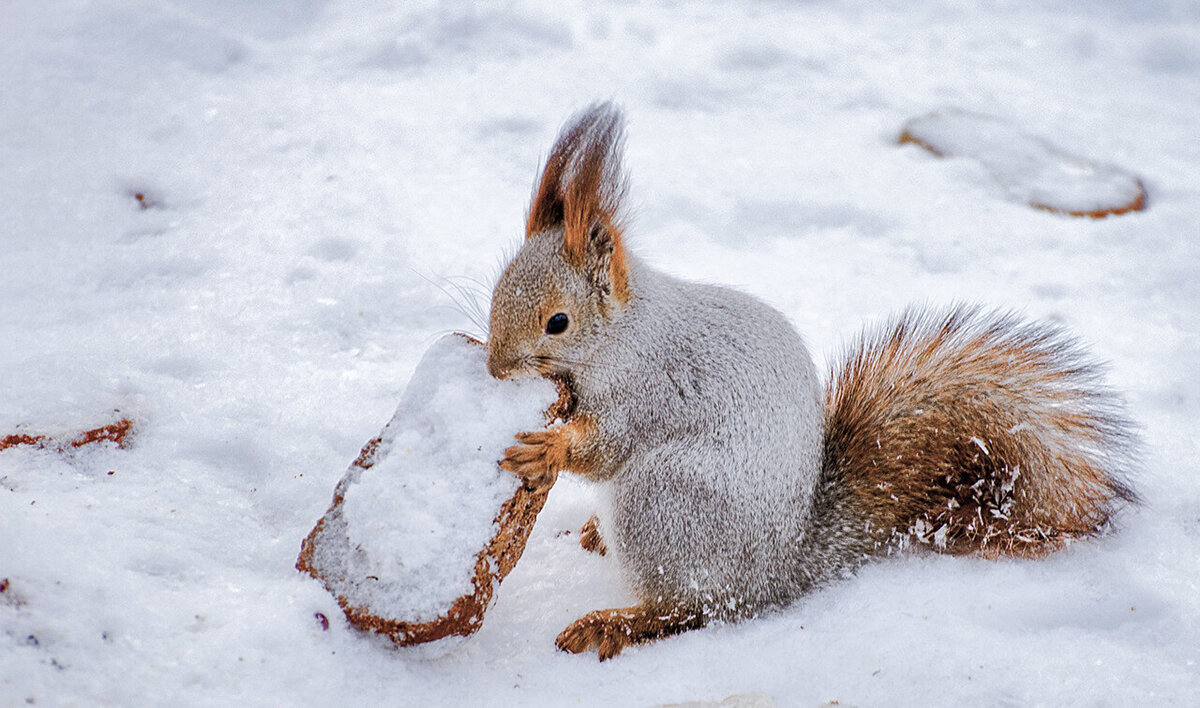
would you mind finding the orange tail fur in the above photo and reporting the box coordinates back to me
[822,305,1138,558]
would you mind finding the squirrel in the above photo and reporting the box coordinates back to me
[486,103,1138,661]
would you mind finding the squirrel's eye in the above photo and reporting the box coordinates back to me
[545,312,569,335]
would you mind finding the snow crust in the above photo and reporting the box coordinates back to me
[2,1,1199,706]
[321,335,557,623]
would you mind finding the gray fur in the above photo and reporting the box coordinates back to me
[490,230,824,620]
[583,257,823,618]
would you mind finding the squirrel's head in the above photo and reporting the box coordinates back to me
[487,103,631,380]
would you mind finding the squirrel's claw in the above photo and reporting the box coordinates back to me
[500,430,565,490]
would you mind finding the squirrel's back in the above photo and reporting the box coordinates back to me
[580,257,827,615]
[806,305,1138,582]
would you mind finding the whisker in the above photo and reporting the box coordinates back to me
[533,354,630,375]
[411,268,490,339]
[444,273,494,298]
[443,277,491,334]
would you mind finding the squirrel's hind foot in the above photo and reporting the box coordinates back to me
[555,604,706,661]
[579,515,608,555]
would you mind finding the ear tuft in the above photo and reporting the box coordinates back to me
[526,103,631,303]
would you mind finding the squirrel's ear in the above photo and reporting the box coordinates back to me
[527,102,631,305]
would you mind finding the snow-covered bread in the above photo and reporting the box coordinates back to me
[297,334,568,646]
[900,109,1147,218]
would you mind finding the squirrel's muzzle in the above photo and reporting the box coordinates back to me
[485,347,518,380]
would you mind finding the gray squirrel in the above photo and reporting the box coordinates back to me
[486,103,1138,660]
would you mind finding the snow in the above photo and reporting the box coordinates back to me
[304,334,557,625]
[2,1,1199,706]
[900,109,1148,216]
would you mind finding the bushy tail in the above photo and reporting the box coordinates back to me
[820,305,1138,559]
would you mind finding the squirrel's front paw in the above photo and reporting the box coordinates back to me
[500,429,568,491]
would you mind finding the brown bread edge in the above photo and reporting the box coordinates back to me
[296,336,573,646]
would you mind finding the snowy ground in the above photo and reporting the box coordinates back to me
[3,1,1199,705]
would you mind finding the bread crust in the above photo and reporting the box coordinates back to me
[296,337,573,646]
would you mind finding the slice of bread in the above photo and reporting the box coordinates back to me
[900,109,1147,218]
[297,335,571,646]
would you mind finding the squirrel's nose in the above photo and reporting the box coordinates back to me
[486,349,515,380]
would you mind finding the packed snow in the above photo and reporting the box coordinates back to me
[304,334,557,626]
[3,1,1199,706]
